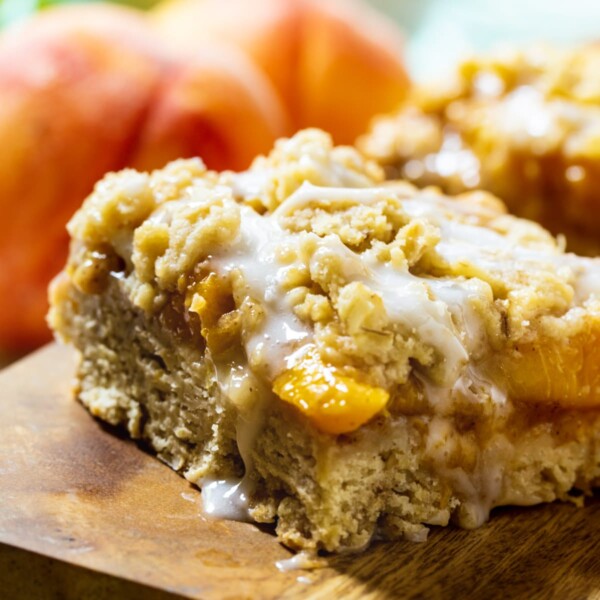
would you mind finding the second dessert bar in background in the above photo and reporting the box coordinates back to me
[359,45,600,255]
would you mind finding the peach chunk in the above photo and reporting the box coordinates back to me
[493,321,600,409]
[187,273,240,355]
[273,347,389,435]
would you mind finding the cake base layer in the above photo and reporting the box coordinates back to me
[51,276,600,552]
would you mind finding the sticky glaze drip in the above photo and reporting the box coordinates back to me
[275,551,326,572]
[201,479,251,521]
[201,358,270,521]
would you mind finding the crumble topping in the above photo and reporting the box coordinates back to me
[225,128,384,213]
[64,129,600,434]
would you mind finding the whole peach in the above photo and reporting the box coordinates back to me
[0,4,285,351]
[0,5,162,351]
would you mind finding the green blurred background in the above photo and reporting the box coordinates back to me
[0,0,159,29]
[372,0,600,80]
[2,0,599,81]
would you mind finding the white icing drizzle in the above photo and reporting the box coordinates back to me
[201,357,270,521]
[272,183,391,219]
[201,210,313,522]
[212,206,313,379]
[365,258,469,386]
[423,418,512,528]
[275,551,325,572]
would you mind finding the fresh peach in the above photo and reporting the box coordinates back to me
[0,5,163,351]
[0,4,285,351]
[298,0,410,143]
[151,0,300,109]
[151,0,410,143]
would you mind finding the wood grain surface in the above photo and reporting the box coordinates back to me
[1,344,600,600]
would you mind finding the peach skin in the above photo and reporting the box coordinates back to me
[131,43,288,173]
[0,5,163,351]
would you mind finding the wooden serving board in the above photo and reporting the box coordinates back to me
[1,344,600,600]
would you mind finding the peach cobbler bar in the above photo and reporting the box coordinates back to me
[359,45,600,255]
[49,130,600,553]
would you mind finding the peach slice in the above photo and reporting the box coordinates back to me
[273,347,389,435]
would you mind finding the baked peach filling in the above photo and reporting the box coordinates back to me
[187,273,240,355]
[494,326,600,409]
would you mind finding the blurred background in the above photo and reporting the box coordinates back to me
[372,0,600,79]
[4,0,600,77]
[0,0,598,368]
